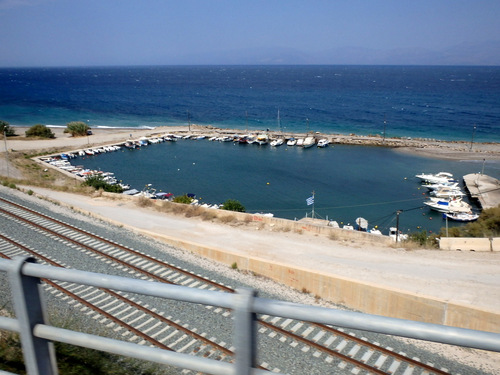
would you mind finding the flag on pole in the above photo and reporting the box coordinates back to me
[306,196,314,205]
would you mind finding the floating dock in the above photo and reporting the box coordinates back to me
[463,173,500,210]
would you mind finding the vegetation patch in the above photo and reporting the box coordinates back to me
[83,175,123,194]
[64,121,91,137]
[221,199,245,212]
[218,214,236,224]
[25,124,55,139]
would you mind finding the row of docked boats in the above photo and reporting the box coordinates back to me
[415,172,479,222]
[233,133,329,148]
[40,155,131,190]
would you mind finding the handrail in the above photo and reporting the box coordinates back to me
[1,256,500,375]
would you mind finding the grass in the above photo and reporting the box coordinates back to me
[0,308,173,375]
[0,331,167,375]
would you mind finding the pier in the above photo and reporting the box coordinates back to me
[463,173,500,209]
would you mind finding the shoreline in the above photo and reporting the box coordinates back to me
[4,124,500,161]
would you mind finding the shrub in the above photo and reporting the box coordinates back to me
[221,199,245,212]
[136,196,153,207]
[0,120,15,136]
[82,175,123,193]
[201,210,217,221]
[439,206,500,238]
[218,214,236,224]
[25,124,55,138]
[173,194,193,204]
[64,121,90,137]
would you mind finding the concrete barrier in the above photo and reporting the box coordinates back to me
[439,237,499,252]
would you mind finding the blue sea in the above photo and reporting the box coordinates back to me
[1,65,499,234]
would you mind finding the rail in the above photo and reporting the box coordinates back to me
[1,257,499,375]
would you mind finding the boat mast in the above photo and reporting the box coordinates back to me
[277,109,281,134]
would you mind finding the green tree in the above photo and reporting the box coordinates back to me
[25,124,55,138]
[64,121,90,137]
[221,199,245,212]
[0,120,15,136]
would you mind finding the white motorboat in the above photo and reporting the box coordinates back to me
[423,181,460,191]
[270,138,284,147]
[286,137,297,146]
[424,197,472,213]
[415,172,455,184]
[296,138,304,146]
[430,187,465,198]
[317,139,329,148]
[444,211,479,222]
[303,136,316,148]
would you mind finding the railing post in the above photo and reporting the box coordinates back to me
[8,256,58,375]
[233,288,257,375]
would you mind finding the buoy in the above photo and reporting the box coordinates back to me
[267,182,270,185]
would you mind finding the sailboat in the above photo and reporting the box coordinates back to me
[271,109,285,147]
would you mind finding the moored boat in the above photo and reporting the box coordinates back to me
[270,138,284,147]
[415,172,456,184]
[423,197,472,213]
[317,139,329,148]
[303,136,316,148]
[430,187,465,198]
[444,211,479,222]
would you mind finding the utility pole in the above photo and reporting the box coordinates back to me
[396,210,401,243]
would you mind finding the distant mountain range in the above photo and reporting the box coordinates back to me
[178,40,500,66]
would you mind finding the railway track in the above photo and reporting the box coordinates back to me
[0,195,454,374]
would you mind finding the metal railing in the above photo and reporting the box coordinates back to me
[1,256,499,375]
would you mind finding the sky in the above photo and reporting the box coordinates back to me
[1,0,500,67]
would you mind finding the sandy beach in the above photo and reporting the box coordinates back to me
[1,125,500,371]
[3,124,500,159]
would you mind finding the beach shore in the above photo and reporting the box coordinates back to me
[3,124,500,160]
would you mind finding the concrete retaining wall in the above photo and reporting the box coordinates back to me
[439,237,499,252]
[140,229,500,334]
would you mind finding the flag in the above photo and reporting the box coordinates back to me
[306,196,314,205]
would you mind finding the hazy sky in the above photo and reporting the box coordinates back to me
[1,0,499,66]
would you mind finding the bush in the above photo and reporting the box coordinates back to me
[439,206,500,238]
[173,194,193,204]
[0,120,15,136]
[221,199,245,212]
[82,175,123,193]
[64,121,90,137]
[25,124,55,138]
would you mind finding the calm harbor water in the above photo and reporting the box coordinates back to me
[73,139,500,235]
